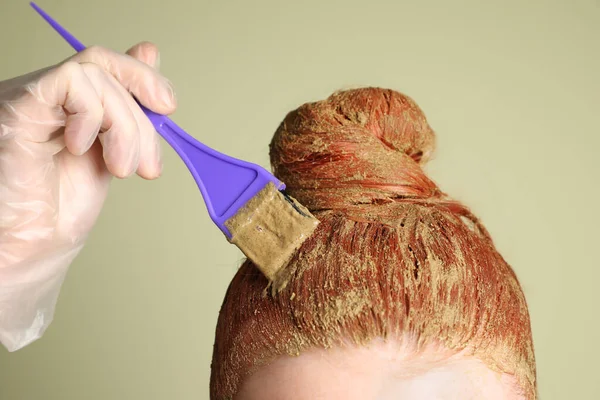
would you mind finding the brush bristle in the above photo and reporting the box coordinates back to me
[224,182,319,280]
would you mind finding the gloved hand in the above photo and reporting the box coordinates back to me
[0,42,177,352]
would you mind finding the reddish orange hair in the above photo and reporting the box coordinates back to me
[210,88,536,399]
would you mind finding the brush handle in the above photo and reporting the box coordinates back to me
[29,2,284,237]
[30,3,165,125]
[148,113,282,227]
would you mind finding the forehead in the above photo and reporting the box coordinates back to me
[235,340,523,400]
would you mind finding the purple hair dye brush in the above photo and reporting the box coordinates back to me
[30,2,319,279]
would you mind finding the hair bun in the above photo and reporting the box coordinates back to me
[270,88,441,211]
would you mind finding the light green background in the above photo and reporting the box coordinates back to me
[0,0,598,399]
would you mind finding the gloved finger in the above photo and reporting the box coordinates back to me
[70,46,176,115]
[81,62,141,178]
[125,41,160,70]
[101,63,162,179]
[125,42,163,179]
[32,61,103,155]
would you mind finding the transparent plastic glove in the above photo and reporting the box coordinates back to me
[0,42,177,352]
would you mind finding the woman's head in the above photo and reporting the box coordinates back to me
[210,88,536,399]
